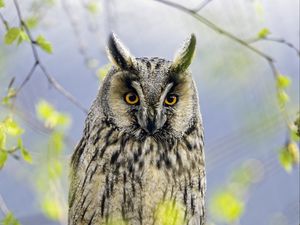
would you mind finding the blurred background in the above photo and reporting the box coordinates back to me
[0,0,299,224]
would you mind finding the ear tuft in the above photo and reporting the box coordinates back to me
[107,33,134,69]
[170,34,196,73]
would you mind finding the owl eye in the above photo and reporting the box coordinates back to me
[164,94,178,106]
[124,92,139,105]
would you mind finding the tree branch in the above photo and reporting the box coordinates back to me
[12,0,88,114]
[151,0,294,128]
[0,194,9,216]
[248,37,300,57]
[0,12,9,30]
[192,0,214,12]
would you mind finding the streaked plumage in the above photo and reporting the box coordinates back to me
[69,33,206,225]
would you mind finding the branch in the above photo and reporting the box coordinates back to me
[16,62,38,94]
[0,12,9,30]
[152,0,274,62]
[0,194,9,216]
[248,37,300,57]
[151,0,294,127]
[192,0,214,12]
[12,0,88,114]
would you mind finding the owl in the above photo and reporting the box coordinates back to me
[68,33,206,225]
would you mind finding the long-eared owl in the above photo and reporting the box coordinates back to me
[69,33,206,225]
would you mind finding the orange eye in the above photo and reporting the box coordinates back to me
[164,94,178,106]
[124,92,139,105]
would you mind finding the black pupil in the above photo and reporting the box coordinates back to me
[167,95,175,102]
[129,94,136,102]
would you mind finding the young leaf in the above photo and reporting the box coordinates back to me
[279,148,293,173]
[277,90,289,108]
[36,100,70,128]
[155,200,185,225]
[36,100,55,120]
[25,16,38,29]
[48,159,62,179]
[287,142,300,164]
[0,0,5,8]
[18,138,32,164]
[0,150,8,169]
[97,64,111,80]
[0,126,6,149]
[1,212,21,225]
[277,74,291,89]
[2,88,17,105]
[36,35,53,54]
[4,27,21,45]
[86,2,100,14]
[20,147,32,164]
[42,196,63,220]
[211,191,244,222]
[50,131,64,154]
[258,28,270,39]
[3,117,24,136]
[17,30,30,45]
[106,219,127,225]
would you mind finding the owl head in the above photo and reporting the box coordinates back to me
[96,33,200,140]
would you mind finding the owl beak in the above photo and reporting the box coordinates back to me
[138,109,165,135]
[145,117,157,134]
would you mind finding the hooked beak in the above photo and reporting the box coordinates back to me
[137,108,166,134]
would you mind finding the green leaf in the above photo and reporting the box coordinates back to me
[0,150,8,169]
[25,16,38,29]
[106,219,127,225]
[20,147,32,164]
[50,131,64,154]
[4,27,21,45]
[96,64,111,80]
[36,100,55,120]
[36,100,70,128]
[1,212,21,225]
[279,148,293,173]
[36,35,53,54]
[277,90,289,108]
[258,28,270,39]
[210,191,244,222]
[18,138,32,164]
[253,0,265,19]
[17,30,29,45]
[287,142,300,165]
[3,117,24,136]
[86,2,100,14]
[47,159,62,179]
[42,196,63,220]
[277,74,291,89]
[2,88,16,105]
[155,201,185,225]
[290,128,300,142]
[0,0,5,8]
[0,125,6,149]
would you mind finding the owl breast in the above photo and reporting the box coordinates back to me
[69,118,206,225]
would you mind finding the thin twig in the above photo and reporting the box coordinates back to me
[152,0,293,127]
[0,12,9,30]
[0,194,9,216]
[12,0,88,114]
[16,62,38,94]
[193,0,214,12]
[152,0,274,63]
[248,37,300,57]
